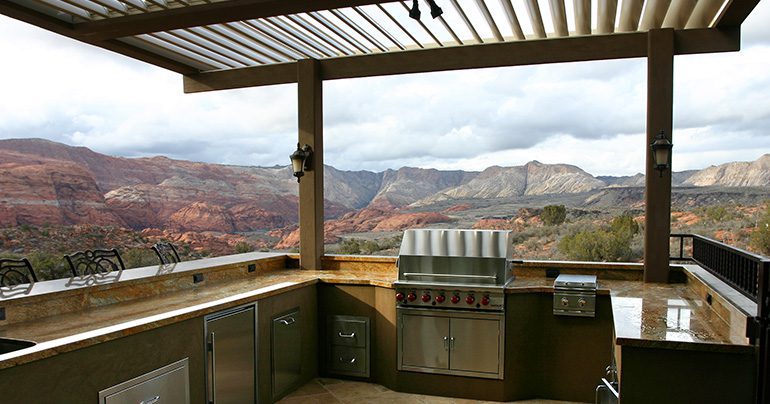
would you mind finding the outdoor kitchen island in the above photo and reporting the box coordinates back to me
[0,253,756,403]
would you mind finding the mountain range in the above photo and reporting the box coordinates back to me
[0,138,768,243]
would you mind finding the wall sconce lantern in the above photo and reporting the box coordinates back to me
[289,143,313,182]
[650,131,673,177]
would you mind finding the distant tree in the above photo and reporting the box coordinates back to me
[234,242,253,254]
[122,248,159,269]
[751,203,770,256]
[541,205,567,226]
[610,213,639,238]
[558,213,639,262]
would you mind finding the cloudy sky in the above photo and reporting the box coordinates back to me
[1,3,769,176]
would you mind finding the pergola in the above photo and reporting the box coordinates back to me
[0,0,761,281]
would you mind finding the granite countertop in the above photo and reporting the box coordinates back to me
[0,258,754,370]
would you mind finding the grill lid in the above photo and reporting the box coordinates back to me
[398,229,513,259]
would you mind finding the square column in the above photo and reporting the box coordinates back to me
[298,59,324,270]
[644,28,674,283]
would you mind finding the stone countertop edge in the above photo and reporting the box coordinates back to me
[614,336,755,354]
[0,278,319,370]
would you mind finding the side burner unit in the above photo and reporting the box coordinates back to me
[553,274,598,317]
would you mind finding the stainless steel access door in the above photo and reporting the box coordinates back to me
[272,308,302,399]
[400,313,449,370]
[205,305,256,404]
[450,317,501,374]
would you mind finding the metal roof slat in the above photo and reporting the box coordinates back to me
[597,0,618,33]
[152,31,243,68]
[639,0,672,30]
[548,0,569,36]
[662,0,696,29]
[120,0,148,11]
[399,1,443,47]
[226,22,299,62]
[36,0,94,19]
[88,0,128,14]
[329,9,389,52]
[184,27,267,65]
[247,19,323,59]
[618,0,644,32]
[436,15,463,45]
[375,3,424,48]
[166,28,255,66]
[240,20,308,60]
[474,0,504,41]
[58,0,110,17]
[286,14,354,55]
[352,6,406,50]
[145,0,169,10]
[448,0,482,43]
[498,0,526,40]
[574,0,591,34]
[524,0,547,38]
[205,24,284,63]
[685,0,723,29]
[138,34,227,69]
[166,30,249,67]
[308,11,371,54]
[265,16,339,57]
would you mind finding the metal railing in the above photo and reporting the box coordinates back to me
[670,233,769,303]
[670,233,770,404]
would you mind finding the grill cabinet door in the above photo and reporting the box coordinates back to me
[401,313,449,370]
[272,309,302,399]
[450,317,500,374]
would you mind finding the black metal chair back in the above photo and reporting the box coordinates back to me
[151,242,181,265]
[65,249,125,277]
[0,258,38,286]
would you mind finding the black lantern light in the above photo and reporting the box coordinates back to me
[650,131,673,177]
[289,143,313,182]
[409,0,442,20]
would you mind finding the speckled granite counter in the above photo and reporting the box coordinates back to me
[0,254,755,371]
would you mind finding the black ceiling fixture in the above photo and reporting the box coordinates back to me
[409,0,443,20]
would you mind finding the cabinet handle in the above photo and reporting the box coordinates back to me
[338,331,356,338]
[208,331,216,404]
[339,356,357,364]
[140,396,160,404]
[278,317,296,325]
[442,336,449,351]
[449,337,455,351]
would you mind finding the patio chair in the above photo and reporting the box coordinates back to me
[0,258,38,286]
[65,249,125,277]
[151,242,181,265]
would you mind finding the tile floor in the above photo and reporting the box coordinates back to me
[277,378,587,404]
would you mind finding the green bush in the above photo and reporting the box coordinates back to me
[610,213,639,238]
[750,203,770,256]
[541,205,567,226]
[234,242,253,254]
[122,248,160,269]
[558,213,640,262]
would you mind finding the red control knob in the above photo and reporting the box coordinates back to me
[435,295,446,303]
[466,295,475,305]
[395,292,405,302]
[421,293,431,302]
[481,295,490,306]
[407,292,417,302]
[450,295,460,304]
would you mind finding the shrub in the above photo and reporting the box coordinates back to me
[750,204,770,256]
[122,248,159,269]
[234,242,253,254]
[541,205,567,226]
[610,213,639,238]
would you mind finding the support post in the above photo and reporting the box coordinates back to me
[644,28,674,283]
[297,59,324,270]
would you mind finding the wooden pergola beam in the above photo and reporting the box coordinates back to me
[184,28,740,93]
[715,0,761,27]
[74,0,391,42]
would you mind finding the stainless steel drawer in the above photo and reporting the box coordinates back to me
[330,345,367,376]
[100,358,189,404]
[330,316,368,348]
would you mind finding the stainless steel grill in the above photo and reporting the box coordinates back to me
[394,229,513,380]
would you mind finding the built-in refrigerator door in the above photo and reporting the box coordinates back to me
[205,305,256,404]
[272,308,302,399]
